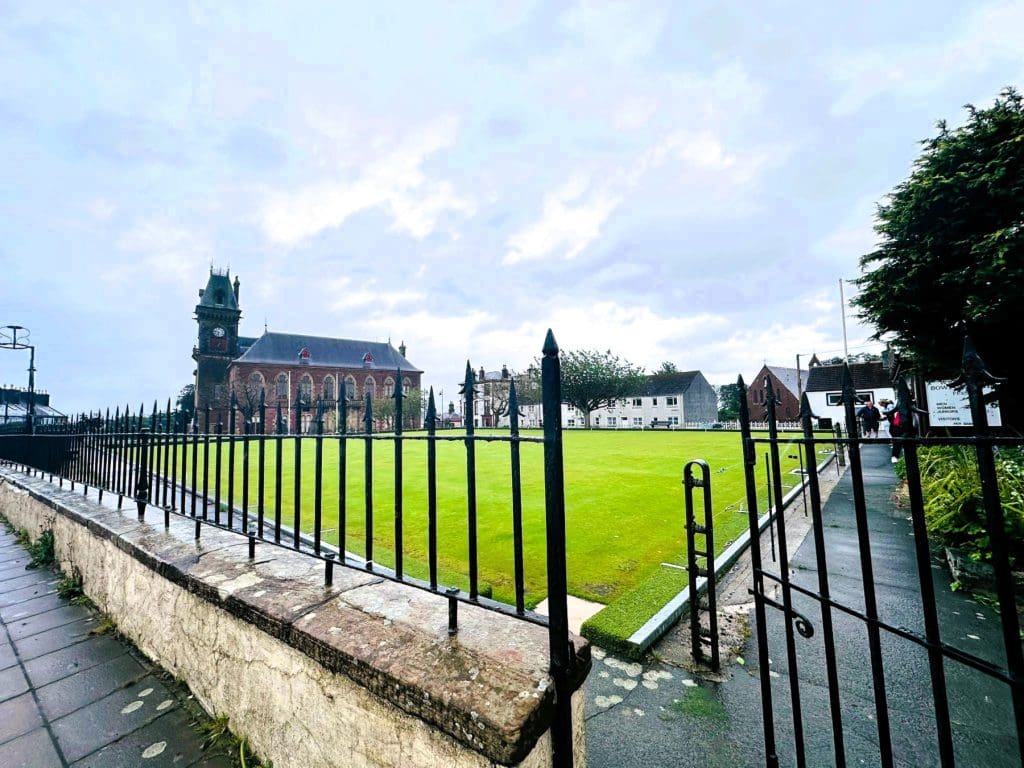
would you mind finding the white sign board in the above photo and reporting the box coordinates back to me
[925,381,1002,427]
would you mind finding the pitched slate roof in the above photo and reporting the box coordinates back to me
[640,371,702,397]
[234,332,421,372]
[766,366,801,397]
[198,270,239,311]
[804,361,893,392]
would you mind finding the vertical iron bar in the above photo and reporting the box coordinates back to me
[799,394,847,766]
[228,396,236,529]
[135,427,150,520]
[163,401,172,507]
[961,338,1024,763]
[214,419,223,525]
[149,401,157,502]
[766,378,807,768]
[293,424,302,550]
[258,391,267,537]
[462,362,478,599]
[841,365,894,768]
[202,407,210,520]
[898,393,955,766]
[508,380,525,614]
[190,411,199,517]
[274,401,283,543]
[338,385,347,559]
[314,414,323,555]
[364,392,373,570]
[738,375,779,768]
[170,408,179,510]
[394,369,403,579]
[541,330,573,768]
[426,388,438,590]
[241,408,249,533]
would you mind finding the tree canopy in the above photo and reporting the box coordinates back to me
[656,361,679,374]
[560,349,645,427]
[717,383,741,421]
[854,88,1024,424]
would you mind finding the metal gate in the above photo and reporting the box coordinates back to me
[739,340,1024,767]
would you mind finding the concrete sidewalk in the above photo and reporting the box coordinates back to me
[584,444,1020,767]
[0,526,236,768]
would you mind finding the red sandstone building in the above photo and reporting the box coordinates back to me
[193,269,422,433]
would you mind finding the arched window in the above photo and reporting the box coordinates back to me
[323,376,335,401]
[276,373,288,399]
[402,377,412,395]
[298,374,313,402]
[345,375,357,400]
[364,377,376,400]
[245,372,266,407]
[384,377,395,397]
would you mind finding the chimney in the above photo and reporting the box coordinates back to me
[501,364,509,380]
[478,366,486,382]
[399,340,407,358]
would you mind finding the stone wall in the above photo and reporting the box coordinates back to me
[0,469,588,768]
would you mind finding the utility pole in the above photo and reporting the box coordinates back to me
[839,278,850,364]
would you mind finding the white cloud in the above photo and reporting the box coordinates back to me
[613,95,658,132]
[830,1,1024,115]
[107,218,210,284]
[261,115,475,245]
[88,198,117,221]
[560,0,669,64]
[503,176,620,264]
[327,277,425,312]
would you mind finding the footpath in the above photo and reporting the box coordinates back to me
[584,444,1020,767]
[0,525,235,768]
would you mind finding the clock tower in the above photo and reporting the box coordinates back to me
[193,268,242,425]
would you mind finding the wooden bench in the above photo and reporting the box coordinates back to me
[649,419,672,429]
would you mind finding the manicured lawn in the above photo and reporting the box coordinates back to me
[165,429,818,609]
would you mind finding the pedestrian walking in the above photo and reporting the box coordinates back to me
[856,400,881,438]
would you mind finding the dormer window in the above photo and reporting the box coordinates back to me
[214,289,225,305]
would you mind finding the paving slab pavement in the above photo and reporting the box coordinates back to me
[0,525,237,768]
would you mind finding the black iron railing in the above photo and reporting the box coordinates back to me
[0,330,581,768]
[739,338,1024,768]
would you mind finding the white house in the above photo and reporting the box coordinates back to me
[803,362,896,429]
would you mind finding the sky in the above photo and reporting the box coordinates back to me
[2,1,1022,415]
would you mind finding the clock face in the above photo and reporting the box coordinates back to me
[212,327,226,338]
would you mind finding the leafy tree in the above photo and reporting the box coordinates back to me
[657,361,679,374]
[717,383,741,421]
[854,88,1024,425]
[559,349,645,428]
[176,384,196,429]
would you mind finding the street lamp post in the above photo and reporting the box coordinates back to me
[0,325,36,435]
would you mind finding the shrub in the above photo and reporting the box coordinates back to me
[918,446,1024,568]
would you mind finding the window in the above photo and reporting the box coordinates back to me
[568,419,575,427]
[608,416,617,427]
[632,398,642,407]
[633,417,643,426]
[670,416,679,425]
[826,390,874,406]
[384,377,395,397]
[652,398,658,406]
[364,377,375,400]
[402,377,411,395]
[594,416,601,426]
[298,374,313,402]
[345,375,357,399]
[276,374,288,399]
[323,376,335,401]
[666,396,678,406]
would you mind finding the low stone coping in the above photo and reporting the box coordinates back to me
[0,468,591,765]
